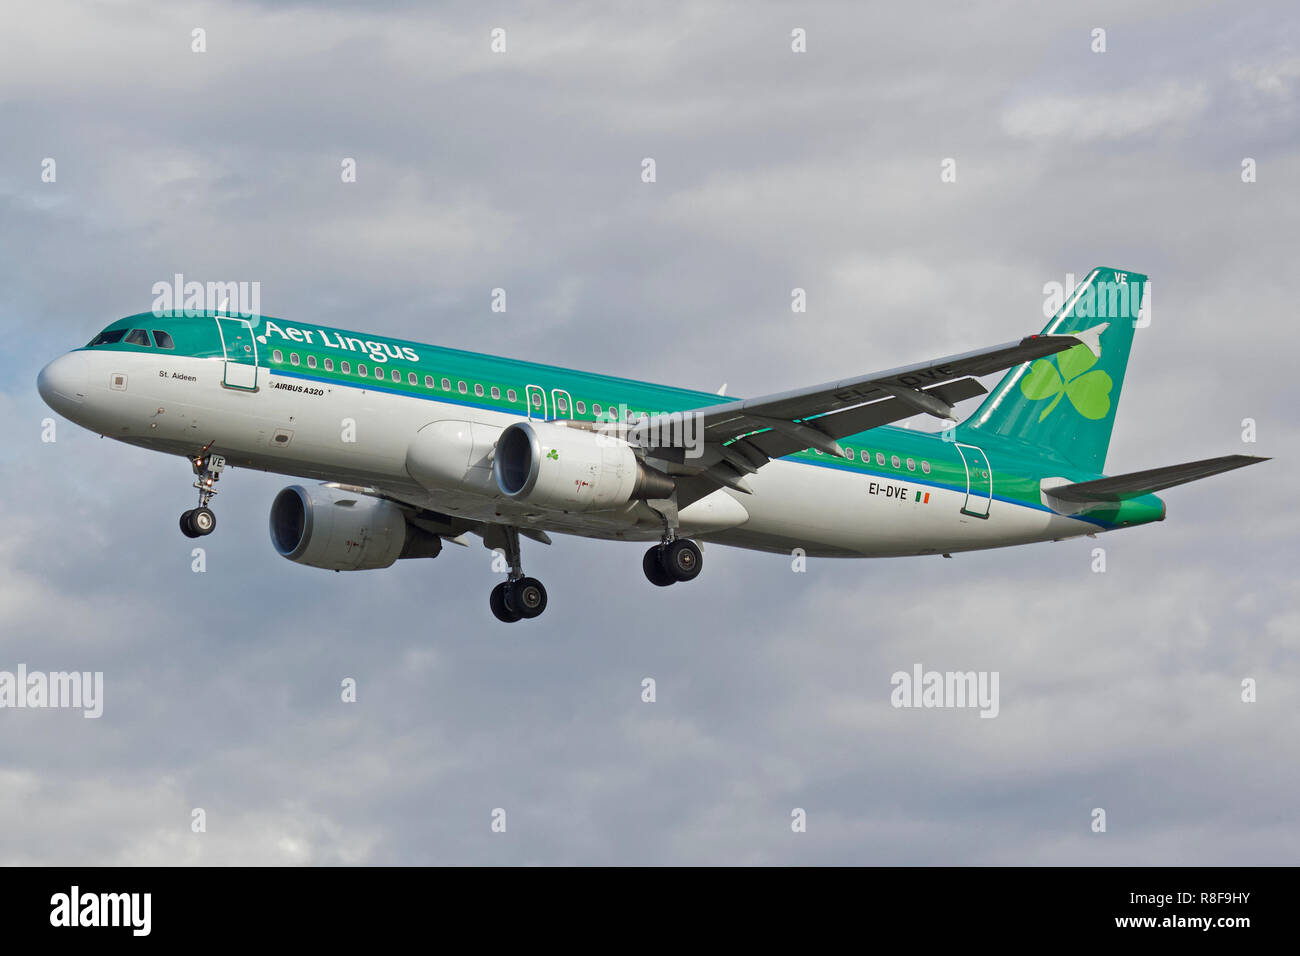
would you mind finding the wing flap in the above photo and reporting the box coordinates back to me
[739,378,986,461]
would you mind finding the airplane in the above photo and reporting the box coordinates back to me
[37,266,1265,622]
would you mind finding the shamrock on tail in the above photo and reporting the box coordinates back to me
[1019,342,1112,421]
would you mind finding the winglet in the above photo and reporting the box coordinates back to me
[1071,322,1109,358]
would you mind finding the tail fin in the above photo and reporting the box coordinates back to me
[957,267,1147,472]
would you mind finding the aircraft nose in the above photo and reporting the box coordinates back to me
[37,351,90,414]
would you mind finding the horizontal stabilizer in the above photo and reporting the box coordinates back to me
[1050,455,1268,503]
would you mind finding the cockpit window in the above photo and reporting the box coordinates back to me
[124,329,151,346]
[152,330,175,349]
[89,329,127,346]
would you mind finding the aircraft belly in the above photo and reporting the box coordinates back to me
[710,458,1085,557]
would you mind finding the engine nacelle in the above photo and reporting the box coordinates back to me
[492,421,675,512]
[269,484,442,571]
[405,420,500,496]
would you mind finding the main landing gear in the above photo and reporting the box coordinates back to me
[489,526,548,623]
[641,498,702,586]
[180,452,225,539]
[642,538,703,586]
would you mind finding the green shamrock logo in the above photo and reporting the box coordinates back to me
[546,448,559,461]
[1019,342,1112,421]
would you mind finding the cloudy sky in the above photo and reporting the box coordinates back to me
[1,0,1296,864]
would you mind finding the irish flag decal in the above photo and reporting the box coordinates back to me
[915,491,930,504]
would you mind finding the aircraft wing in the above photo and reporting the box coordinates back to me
[643,327,1104,494]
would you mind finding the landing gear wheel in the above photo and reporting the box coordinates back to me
[643,546,676,587]
[663,539,702,582]
[184,452,224,539]
[490,582,522,623]
[190,506,216,536]
[506,577,548,619]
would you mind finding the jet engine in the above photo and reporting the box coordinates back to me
[269,484,442,571]
[492,420,675,512]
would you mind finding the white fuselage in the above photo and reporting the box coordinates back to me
[48,350,1097,557]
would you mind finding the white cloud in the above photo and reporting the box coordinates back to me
[1001,82,1209,142]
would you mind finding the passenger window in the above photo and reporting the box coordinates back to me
[307,355,317,369]
[922,460,931,474]
[425,375,434,388]
[891,455,900,468]
[844,447,853,459]
[592,403,602,416]
[876,452,885,466]
[324,358,334,371]
[906,458,915,471]
[531,392,542,408]
[290,353,300,366]
[407,372,417,385]
[272,349,283,363]
[860,450,869,463]
[576,401,585,414]
[474,383,484,397]
[491,386,501,400]
[152,331,175,349]
[125,329,151,346]
[341,361,351,374]
[392,369,401,383]
[89,329,127,346]
[358,364,367,377]
[507,389,517,403]
[458,381,467,394]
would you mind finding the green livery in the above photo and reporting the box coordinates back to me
[959,267,1145,473]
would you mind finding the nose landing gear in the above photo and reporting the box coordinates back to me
[180,452,225,538]
[180,506,216,538]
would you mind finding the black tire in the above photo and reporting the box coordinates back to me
[643,546,675,586]
[663,539,702,582]
[191,506,216,536]
[507,577,548,619]
[490,582,521,622]
[179,510,201,538]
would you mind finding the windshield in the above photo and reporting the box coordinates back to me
[88,329,127,346]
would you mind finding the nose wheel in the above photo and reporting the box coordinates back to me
[487,526,548,623]
[180,507,217,538]
[180,451,225,538]
[642,538,703,586]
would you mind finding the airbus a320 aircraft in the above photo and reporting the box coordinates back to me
[38,267,1264,622]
